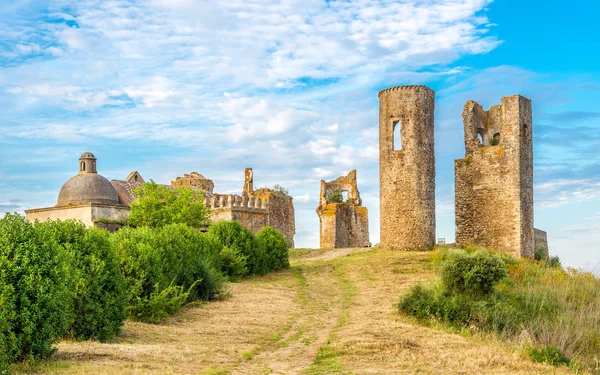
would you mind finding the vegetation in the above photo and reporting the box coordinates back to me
[128,181,210,228]
[272,184,289,195]
[256,226,290,271]
[208,220,268,276]
[0,214,73,373]
[327,188,343,203]
[110,225,225,323]
[399,247,600,372]
[35,220,129,341]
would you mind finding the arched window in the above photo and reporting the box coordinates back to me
[81,161,86,171]
[491,132,500,145]
[342,191,349,202]
[393,120,402,151]
[477,132,484,146]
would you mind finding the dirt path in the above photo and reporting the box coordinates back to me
[17,248,572,375]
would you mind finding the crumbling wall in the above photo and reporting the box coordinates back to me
[454,95,534,257]
[378,85,436,251]
[534,228,549,255]
[254,188,295,247]
[316,170,369,248]
[171,172,214,195]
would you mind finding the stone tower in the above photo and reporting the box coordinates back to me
[316,170,370,248]
[378,85,436,250]
[454,95,534,257]
[79,152,97,174]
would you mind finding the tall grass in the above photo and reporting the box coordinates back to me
[399,247,600,372]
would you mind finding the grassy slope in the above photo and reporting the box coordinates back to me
[15,248,572,375]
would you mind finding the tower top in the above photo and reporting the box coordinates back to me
[79,152,97,174]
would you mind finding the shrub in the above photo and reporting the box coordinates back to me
[208,221,269,275]
[327,188,343,203]
[534,246,549,261]
[399,248,600,371]
[128,181,210,229]
[529,345,571,366]
[441,250,507,296]
[112,225,225,322]
[219,246,248,281]
[34,220,129,341]
[0,214,73,369]
[256,226,290,271]
[272,184,289,195]
[156,224,224,301]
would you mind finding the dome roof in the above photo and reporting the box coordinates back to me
[57,173,121,206]
[56,152,120,206]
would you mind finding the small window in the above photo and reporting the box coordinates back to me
[393,120,402,151]
[342,191,349,202]
[134,174,138,181]
[491,132,500,145]
[81,161,86,171]
[477,133,484,146]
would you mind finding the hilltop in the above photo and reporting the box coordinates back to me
[17,248,570,375]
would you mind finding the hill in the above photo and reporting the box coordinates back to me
[17,248,570,374]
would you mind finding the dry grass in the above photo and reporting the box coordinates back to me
[15,248,573,375]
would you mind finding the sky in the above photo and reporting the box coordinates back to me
[1,0,599,270]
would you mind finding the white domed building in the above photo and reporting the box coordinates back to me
[25,152,137,231]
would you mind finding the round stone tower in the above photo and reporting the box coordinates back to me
[378,85,436,250]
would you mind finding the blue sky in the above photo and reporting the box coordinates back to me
[1,0,599,270]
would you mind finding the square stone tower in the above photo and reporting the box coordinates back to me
[379,85,436,251]
[316,170,370,248]
[454,95,534,257]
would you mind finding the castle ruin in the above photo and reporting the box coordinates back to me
[316,170,369,248]
[378,85,436,251]
[454,95,534,257]
[171,168,295,246]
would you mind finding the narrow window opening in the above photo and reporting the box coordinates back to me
[393,120,402,151]
[491,132,500,146]
[477,132,484,146]
[134,174,138,181]
[342,191,349,202]
[81,161,86,171]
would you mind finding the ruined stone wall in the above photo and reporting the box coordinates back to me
[254,189,295,247]
[379,85,436,251]
[171,172,214,195]
[316,170,369,248]
[454,95,534,257]
[534,228,549,255]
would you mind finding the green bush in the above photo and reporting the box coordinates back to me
[112,225,225,322]
[34,220,129,341]
[534,246,549,261]
[256,226,290,271]
[441,250,507,296]
[219,246,248,281]
[208,221,269,275]
[156,224,224,301]
[0,214,73,370]
[529,345,571,366]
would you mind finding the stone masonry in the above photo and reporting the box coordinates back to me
[454,95,534,257]
[171,168,295,247]
[379,85,436,251]
[316,170,370,248]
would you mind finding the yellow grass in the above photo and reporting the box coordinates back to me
[15,248,573,374]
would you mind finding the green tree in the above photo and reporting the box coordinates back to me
[128,181,210,228]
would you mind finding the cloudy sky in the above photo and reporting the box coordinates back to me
[1,0,598,270]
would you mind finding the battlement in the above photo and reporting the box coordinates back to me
[205,194,269,212]
[378,85,433,98]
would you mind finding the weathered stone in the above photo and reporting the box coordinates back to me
[379,85,436,251]
[534,228,549,255]
[316,170,370,248]
[454,95,534,257]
